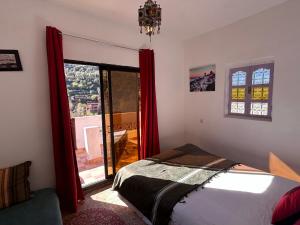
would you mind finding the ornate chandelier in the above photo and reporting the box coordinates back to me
[138,0,161,41]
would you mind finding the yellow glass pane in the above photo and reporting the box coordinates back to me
[232,88,238,100]
[252,87,263,100]
[262,87,269,100]
[238,88,245,100]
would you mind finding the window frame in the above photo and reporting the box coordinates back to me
[227,62,274,121]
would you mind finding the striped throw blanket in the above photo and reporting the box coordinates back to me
[112,144,237,225]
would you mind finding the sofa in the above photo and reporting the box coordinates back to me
[0,188,63,225]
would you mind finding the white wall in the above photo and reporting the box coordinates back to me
[0,0,185,190]
[184,0,300,173]
[72,116,102,150]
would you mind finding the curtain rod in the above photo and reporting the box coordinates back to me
[61,32,139,52]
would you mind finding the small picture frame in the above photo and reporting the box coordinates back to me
[0,50,23,71]
[189,64,216,92]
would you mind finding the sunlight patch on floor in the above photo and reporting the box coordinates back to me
[205,172,274,194]
[90,188,129,207]
[79,166,106,188]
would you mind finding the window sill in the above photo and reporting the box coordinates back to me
[225,114,272,122]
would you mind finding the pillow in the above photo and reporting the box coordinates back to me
[0,161,32,209]
[272,186,300,224]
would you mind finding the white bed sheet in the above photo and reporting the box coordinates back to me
[170,171,299,225]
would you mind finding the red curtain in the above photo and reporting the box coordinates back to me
[139,49,160,159]
[46,26,84,212]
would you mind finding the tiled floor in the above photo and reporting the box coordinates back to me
[79,166,106,187]
[76,148,104,172]
[116,138,139,172]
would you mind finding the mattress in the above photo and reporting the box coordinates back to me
[170,170,299,225]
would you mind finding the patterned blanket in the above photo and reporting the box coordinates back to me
[112,144,237,225]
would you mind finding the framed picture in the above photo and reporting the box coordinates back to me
[0,50,23,71]
[189,64,216,92]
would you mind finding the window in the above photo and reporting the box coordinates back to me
[228,62,274,120]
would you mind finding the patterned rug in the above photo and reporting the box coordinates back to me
[63,187,146,225]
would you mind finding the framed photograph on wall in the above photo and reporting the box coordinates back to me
[0,50,23,71]
[189,64,216,92]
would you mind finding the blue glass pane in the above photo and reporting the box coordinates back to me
[255,71,263,81]
[253,79,261,85]
[238,74,246,85]
[253,68,271,85]
[263,78,270,84]
[232,71,247,86]
[263,69,270,84]
[232,75,238,86]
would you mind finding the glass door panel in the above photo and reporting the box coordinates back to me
[102,70,115,177]
[64,61,140,183]
[64,62,106,188]
[110,71,140,172]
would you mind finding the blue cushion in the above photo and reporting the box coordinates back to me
[0,188,63,225]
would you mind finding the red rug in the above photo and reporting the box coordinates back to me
[63,187,146,225]
[64,208,126,225]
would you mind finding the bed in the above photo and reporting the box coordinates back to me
[112,144,299,225]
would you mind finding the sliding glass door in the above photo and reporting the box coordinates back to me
[64,60,140,189]
[64,62,106,188]
[110,70,140,172]
[102,69,115,177]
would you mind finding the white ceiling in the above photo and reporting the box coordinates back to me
[46,0,288,40]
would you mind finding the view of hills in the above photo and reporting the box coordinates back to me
[64,63,101,117]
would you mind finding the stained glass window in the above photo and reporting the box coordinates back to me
[231,102,245,114]
[232,88,245,100]
[262,87,269,100]
[228,63,273,120]
[250,103,268,116]
[252,68,270,85]
[232,71,246,86]
[252,87,269,100]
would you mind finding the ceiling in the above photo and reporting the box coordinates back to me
[46,0,289,40]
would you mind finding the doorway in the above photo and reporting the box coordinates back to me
[64,60,140,189]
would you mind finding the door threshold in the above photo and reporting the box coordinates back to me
[83,178,113,195]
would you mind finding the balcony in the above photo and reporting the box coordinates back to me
[72,112,139,188]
